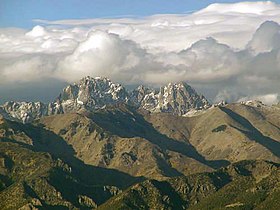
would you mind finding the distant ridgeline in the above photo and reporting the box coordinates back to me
[0,76,211,123]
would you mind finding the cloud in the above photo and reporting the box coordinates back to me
[196,1,280,15]
[0,1,279,104]
[247,21,280,54]
[56,31,148,82]
[34,1,280,52]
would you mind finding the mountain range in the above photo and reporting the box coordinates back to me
[0,76,279,209]
[0,76,210,123]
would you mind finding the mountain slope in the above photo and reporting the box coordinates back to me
[39,105,215,180]
[37,102,280,182]
[98,160,280,210]
[0,115,142,209]
[146,103,280,164]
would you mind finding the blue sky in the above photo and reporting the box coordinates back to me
[1,0,280,28]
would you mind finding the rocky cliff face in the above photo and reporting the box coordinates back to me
[0,101,49,123]
[0,76,210,123]
[56,76,129,113]
[132,82,210,115]
[0,77,129,123]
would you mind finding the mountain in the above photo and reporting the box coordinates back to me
[0,76,210,123]
[0,101,58,124]
[0,76,279,209]
[0,77,129,123]
[98,160,280,210]
[38,104,217,180]
[57,76,129,113]
[33,101,280,181]
[131,82,210,115]
[0,114,142,209]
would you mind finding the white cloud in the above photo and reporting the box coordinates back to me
[34,1,280,52]
[56,31,148,82]
[196,1,280,15]
[0,1,279,104]
[0,54,58,83]
[247,21,280,54]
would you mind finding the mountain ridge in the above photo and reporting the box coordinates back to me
[0,90,279,209]
[0,76,211,123]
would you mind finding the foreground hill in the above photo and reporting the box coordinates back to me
[98,160,280,210]
[0,115,141,209]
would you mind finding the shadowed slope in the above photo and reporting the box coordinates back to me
[4,119,143,188]
[99,160,280,210]
[88,104,229,169]
[220,107,280,158]
[0,116,143,208]
[39,111,214,179]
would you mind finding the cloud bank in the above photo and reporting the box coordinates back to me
[0,1,279,104]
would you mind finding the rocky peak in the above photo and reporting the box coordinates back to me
[156,81,210,115]
[130,81,210,115]
[0,101,49,123]
[159,82,197,104]
[0,77,130,123]
[57,76,129,112]
[212,100,228,107]
[129,85,156,107]
[0,77,211,122]
[240,100,266,108]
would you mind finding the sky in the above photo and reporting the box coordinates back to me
[0,1,280,104]
[1,0,280,28]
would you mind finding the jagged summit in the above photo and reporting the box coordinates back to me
[158,82,210,113]
[132,81,210,115]
[56,76,129,113]
[0,76,210,122]
[59,76,128,101]
[0,101,50,123]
